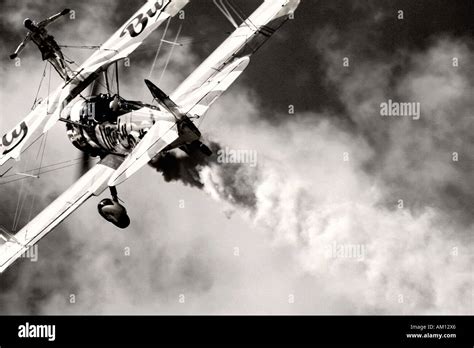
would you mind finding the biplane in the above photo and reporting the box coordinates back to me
[0,0,300,272]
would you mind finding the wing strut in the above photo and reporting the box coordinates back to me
[157,23,183,86]
[115,60,120,96]
[148,17,172,80]
[213,0,245,28]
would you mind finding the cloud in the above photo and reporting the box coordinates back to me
[141,12,474,313]
[313,20,474,229]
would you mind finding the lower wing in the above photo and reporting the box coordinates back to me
[0,155,123,273]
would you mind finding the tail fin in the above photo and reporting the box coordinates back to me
[144,79,183,120]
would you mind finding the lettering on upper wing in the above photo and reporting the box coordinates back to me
[120,0,168,38]
[1,121,28,155]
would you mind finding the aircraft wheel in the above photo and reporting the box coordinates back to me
[97,198,131,229]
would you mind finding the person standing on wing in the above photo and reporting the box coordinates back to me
[10,9,72,81]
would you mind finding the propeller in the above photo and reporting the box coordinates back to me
[77,66,121,178]
[75,73,105,179]
[78,154,92,178]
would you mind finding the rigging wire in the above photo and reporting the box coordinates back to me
[213,0,255,30]
[31,62,48,110]
[11,64,52,231]
[11,65,52,231]
[46,64,52,113]
[59,44,117,52]
[24,132,48,239]
[213,0,238,28]
[115,61,120,96]
[228,0,256,30]
[62,51,110,96]
[11,150,29,232]
[133,34,226,53]
[148,16,172,81]
[157,23,183,86]
[0,161,84,186]
[11,129,48,231]
[0,157,82,186]
[0,157,84,180]
[226,0,245,25]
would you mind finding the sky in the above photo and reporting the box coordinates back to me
[0,0,473,314]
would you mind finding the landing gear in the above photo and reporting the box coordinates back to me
[97,186,130,228]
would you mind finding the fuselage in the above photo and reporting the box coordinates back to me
[64,94,175,157]
[63,93,203,159]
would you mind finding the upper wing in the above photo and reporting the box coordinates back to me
[170,0,300,117]
[77,0,189,79]
[0,0,188,169]
[0,155,123,273]
[183,55,250,118]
